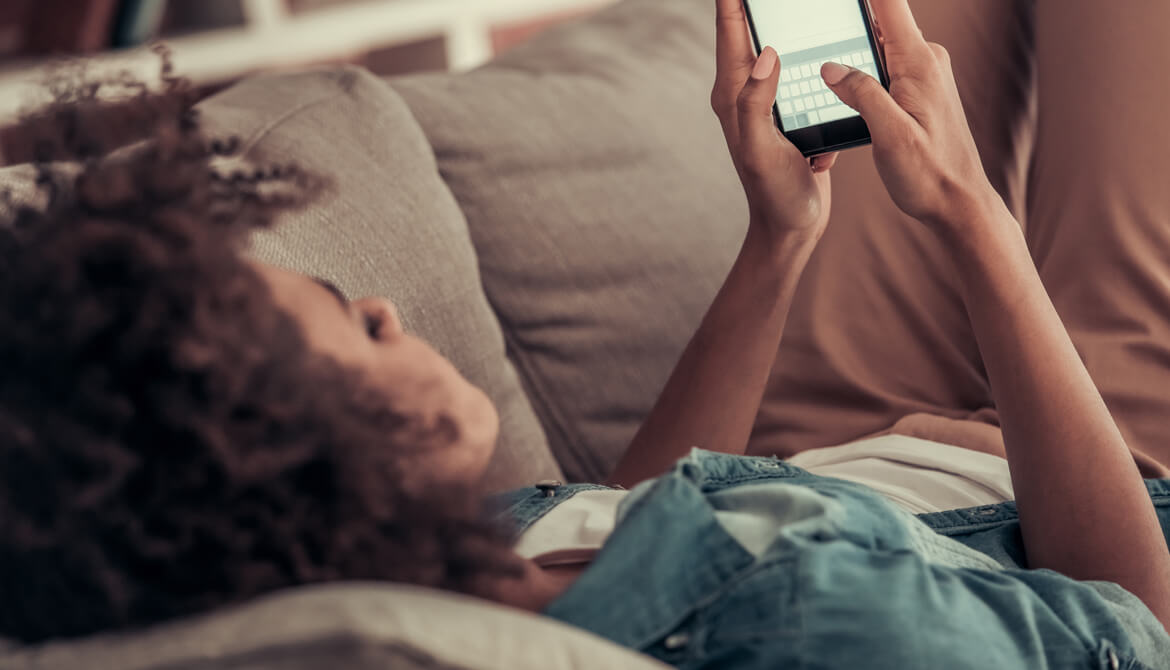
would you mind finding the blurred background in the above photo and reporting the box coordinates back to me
[0,0,616,120]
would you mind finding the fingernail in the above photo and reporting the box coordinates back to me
[821,61,852,85]
[751,47,778,80]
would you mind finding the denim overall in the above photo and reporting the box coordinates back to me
[497,450,1170,669]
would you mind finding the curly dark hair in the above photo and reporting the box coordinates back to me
[0,55,519,644]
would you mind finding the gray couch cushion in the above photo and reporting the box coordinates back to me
[197,67,563,490]
[0,584,671,670]
[391,0,748,481]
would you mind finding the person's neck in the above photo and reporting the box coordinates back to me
[482,557,585,613]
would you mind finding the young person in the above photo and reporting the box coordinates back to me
[0,0,1168,667]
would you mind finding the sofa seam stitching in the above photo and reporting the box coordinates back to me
[222,72,354,156]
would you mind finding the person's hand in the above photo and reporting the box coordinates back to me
[713,0,838,246]
[820,0,997,233]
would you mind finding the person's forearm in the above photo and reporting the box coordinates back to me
[606,224,817,489]
[943,193,1170,629]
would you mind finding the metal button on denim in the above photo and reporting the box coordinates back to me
[535,480,563,498]
[663,633,690,650]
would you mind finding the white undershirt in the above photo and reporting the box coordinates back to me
[785,435,1015,514]
[514,435,1015,566]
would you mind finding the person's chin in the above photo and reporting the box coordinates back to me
[464,388,500,478]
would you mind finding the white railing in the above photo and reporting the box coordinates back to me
[0,0,618,122]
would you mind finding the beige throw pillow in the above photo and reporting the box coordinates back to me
[197,67,564,490]
[392,0,748,482]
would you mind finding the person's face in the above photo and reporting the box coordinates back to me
[256,263,499,487]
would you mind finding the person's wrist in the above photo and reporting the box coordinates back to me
[928,181,1009,246]
[744,218,822,266]
[930,184,1027,278]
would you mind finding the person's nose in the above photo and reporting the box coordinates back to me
[353,297,404,340]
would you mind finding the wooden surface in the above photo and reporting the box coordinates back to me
[0,0,120,56]
[492,8,595,54]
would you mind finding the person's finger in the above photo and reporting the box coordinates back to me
[822,62,909,138]
[736,48,793,172]
[867,0,926,50]
[715,0,756,88]
[811,152,839,173]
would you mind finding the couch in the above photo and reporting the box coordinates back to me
[0,0,778,667]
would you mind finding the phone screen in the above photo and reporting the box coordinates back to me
[744,0,882,132]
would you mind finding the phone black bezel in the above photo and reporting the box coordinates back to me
[741,0,890,157]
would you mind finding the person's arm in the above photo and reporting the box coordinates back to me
[826,0,1170,630]
[607,1,838,488]
[606,223,818,488]
[950,193,1170,629]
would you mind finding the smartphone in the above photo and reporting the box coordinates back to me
[742,0,889,156]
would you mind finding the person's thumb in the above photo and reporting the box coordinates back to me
[821,62,905,138]
[735,47,792,169]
